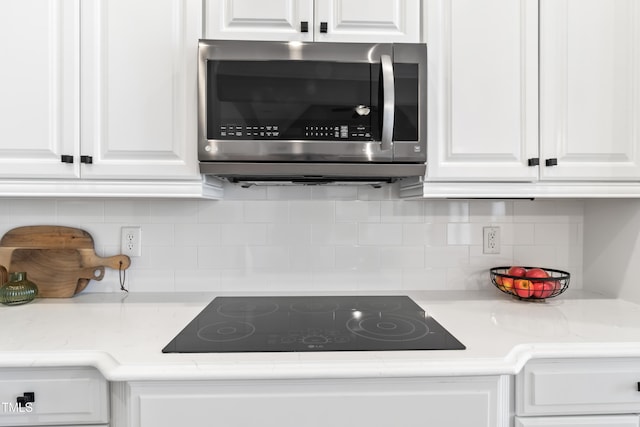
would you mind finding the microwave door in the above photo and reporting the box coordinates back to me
[204,59,393,163]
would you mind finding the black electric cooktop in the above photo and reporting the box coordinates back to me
[162,296,465,353]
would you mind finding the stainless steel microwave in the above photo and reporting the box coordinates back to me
[198,40,427,185]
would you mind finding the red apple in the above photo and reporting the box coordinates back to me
[539,281,556,298]
[507,266,527,277]
[531,280,554,298]
[501,277,515,294]
[514,279,533,298]
[531,281,545,298]
[525,268,549,279]
[525,269,550,298]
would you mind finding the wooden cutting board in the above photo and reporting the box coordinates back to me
[0,226,131,298]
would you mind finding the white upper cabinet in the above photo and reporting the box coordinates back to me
[539,0,640,181]
[80,0,201,180]
[205,0,421,42]
[0,0,207,190]
[0,0,80,179]
[314,0,420,42]
[425,0,640,185]
[425,0,539,182]
[205,0,314,41]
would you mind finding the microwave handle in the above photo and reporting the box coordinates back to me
[380,54,395,151]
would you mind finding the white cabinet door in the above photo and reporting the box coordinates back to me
[425,0,539,181]
[539,0,640,181]
[315,0,420,42]
[0,0,79,179]
[205,0,420,42]
[517,358,640,416]
[204,0,314,41]
[120,376,510,427]
[80,0,200,180]
[0,367,108,426]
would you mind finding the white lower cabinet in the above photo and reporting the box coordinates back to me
[0,367,108,427]
[516,358,640,427]
[112,375,511,427]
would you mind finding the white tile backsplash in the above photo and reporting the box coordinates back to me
[469,201,513,223]
[335,200,380,223]
[427,200,470,223]
[220,223,268,245]
[381,200,425,223]
[334,246,381,270]
[311,223,357,245]
[358,223,403,245]
[9,200,57,225]
[402,223,448,246]
[0,196,585,293]
[244,201,289,223]
[289,201,335,223]
[198,201,244,223]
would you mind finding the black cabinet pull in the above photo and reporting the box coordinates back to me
[545,158,558,167]
[17,392,35,407]
[527,158,540,167]
[80,155,93,164]
[320,22,328,33]
[301,21,308,32]
[61,155,74,164]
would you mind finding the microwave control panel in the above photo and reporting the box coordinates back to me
[220,124,280,138]
[304,125,371,140]
[217,124,372,141]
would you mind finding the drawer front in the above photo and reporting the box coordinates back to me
[517,358,640,416]
[0,367,108,426]
[515,415,640,427]
[123,376,511,427]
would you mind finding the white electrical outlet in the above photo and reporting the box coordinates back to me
[483,226,500,254]
[121,226,142,257]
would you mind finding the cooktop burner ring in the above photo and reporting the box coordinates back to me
[197,320,256,342]
[346,314,430,342]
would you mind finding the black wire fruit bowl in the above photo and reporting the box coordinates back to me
[490,266,570,301]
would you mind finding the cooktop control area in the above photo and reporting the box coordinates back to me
[162,296,465,353]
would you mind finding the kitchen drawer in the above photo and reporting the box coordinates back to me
[515,415,640,427]
[0,367,108,426]
[516,358,640,416]
[117,376,511,427]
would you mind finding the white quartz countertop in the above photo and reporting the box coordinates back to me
[2,291,640,381]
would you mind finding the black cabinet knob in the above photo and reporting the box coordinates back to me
[527,158,540,167]
[61,155,74,164]
[16,392,35,407]
[301,21,308,33]
[320,22,328,33]
[545,158,558,167]
[80,155,93,164]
